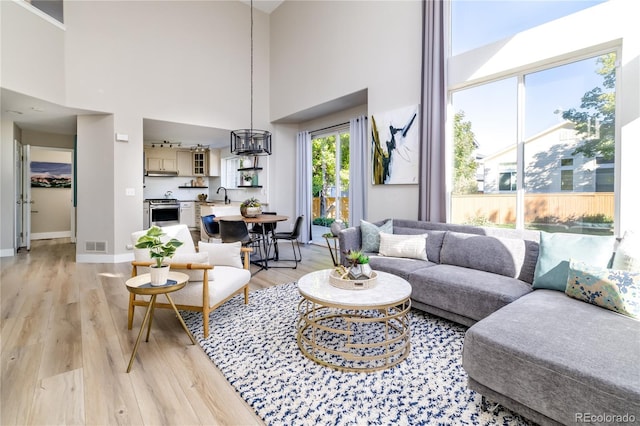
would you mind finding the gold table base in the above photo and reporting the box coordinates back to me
[297,296,411,372]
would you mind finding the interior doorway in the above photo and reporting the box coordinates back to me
[16,145,75,251]
[310,129,350,244]
[29,147,74,241]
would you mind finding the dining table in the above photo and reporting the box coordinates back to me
[215,214,289,271]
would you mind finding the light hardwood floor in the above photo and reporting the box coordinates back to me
[1,236,334,425]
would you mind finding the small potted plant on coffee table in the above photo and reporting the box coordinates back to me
[345,249,372,280]
[135,226,183,285]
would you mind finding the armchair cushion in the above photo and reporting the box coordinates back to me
[170,266,251,307]
[198,241,243,269]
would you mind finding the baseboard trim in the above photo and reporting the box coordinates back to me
[32,231,72,240]
[0,248,15,258]
[76,252,134,264]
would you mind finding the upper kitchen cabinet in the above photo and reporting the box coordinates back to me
[176,150,192,176]
[207,148,220,176]
[193,151,206,176]
[145,147,177,175]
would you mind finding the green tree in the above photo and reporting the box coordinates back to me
[453,111,479,194]
[311,134,350,197]
[563,53,616,161]
[312,136,336,197]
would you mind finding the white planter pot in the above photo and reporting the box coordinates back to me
[149,265,170,286]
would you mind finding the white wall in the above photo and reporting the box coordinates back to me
[0,122,21,256]
[269,0,423,222]
[1,0,272,261]
[0,1,66,104]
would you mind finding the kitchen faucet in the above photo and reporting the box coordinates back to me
[216,186,230,204]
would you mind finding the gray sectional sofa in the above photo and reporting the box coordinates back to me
[339,219,640,426]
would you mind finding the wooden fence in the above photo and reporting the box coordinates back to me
[312,197,349,223]
[450,192,614,225]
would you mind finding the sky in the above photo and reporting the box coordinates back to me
[451,0,608,157]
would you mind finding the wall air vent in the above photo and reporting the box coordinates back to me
[85,241,107,253]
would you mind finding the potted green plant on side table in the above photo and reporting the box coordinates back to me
[135,226,183,285]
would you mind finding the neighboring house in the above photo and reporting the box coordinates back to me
[480,121,613,194]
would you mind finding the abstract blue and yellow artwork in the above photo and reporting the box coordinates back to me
[371,104,419,184]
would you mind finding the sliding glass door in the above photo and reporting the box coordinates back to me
[311,130,350,241]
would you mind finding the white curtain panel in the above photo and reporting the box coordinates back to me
[418,0,447,222]
[296,131,312,243]
[349,116,368,226]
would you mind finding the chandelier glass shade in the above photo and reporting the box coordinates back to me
[230,0,271,156]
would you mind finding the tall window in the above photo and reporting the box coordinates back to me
[449,1,617,235]
[310,130,350,240]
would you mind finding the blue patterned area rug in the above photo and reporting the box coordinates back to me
[181,282,532,425]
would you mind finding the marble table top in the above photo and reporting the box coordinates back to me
[297,269,412,307]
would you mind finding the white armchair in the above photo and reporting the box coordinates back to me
[129,224,251,338]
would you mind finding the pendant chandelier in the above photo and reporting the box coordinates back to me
[230,0,272,156]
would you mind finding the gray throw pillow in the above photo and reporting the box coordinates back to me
[360,219,393,252]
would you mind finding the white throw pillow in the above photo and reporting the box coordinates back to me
[613,230,640,272]
[378,232,428,261]
[198,241,243,269]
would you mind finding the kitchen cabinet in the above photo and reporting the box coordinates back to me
[143,201,149,229]
[145,148,177,173]
[177,151,193,176]
[193,152,207,176]
[180,201,196,229]
[207,148,220,176]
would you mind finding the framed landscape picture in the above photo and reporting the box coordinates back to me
[31,161,72,188]
[371,104,420,184]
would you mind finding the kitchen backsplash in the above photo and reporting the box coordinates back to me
[144,176,217,201]
[144,176,262,202]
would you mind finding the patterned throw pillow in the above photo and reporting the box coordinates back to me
[565,259,640,319]
[360,219,393,253]
[379,232,428,260]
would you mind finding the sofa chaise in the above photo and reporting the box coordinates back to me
[339,219,640,425]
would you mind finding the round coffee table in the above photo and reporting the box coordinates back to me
[297,269,411,372]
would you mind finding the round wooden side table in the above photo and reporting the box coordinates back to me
[125,271,196,373]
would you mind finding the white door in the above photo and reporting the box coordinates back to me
[22,144,32,251]
[14,140,23,250]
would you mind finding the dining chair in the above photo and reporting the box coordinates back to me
[219,219,253,245]
[268,215,303,268]
[250,211,279,258]
[201,214,220,242]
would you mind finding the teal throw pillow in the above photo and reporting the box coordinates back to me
[532,232,615,291]
[360,219,393,253]
[566,259,639,319]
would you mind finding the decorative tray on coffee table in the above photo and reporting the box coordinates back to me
[329,270,378,290]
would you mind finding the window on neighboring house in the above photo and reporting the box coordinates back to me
[561,170,574,191]
[560,158,574,191]
[498,163,517,191]
[595,157,614,192]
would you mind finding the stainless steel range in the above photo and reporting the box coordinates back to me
[147,198,180,227]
